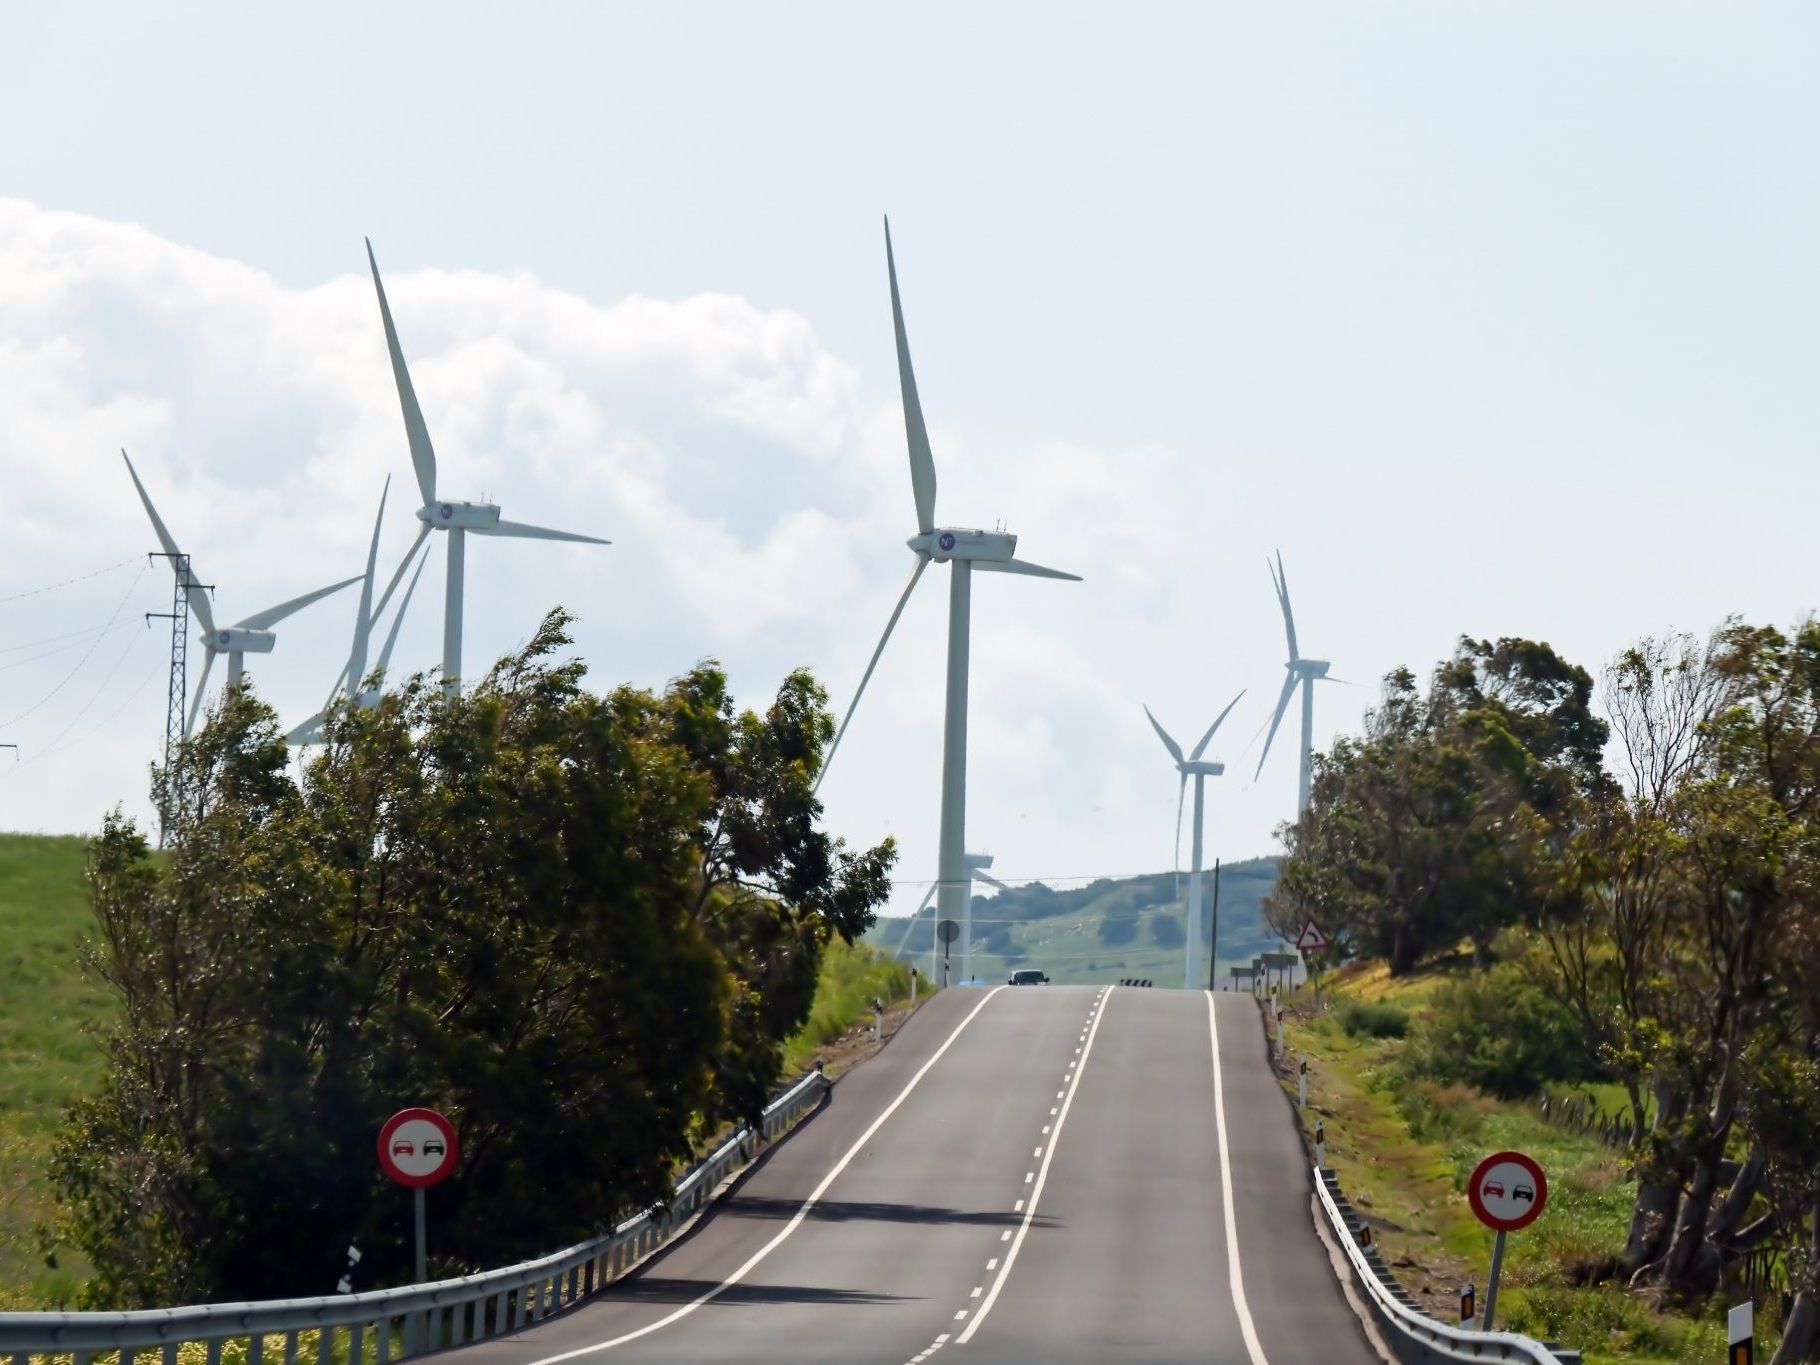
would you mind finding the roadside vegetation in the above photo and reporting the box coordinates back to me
[780,937,916,1076]
[1269,625,1820,1362]
[15,610,894,1311]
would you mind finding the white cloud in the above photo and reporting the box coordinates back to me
[0,197,1331,923]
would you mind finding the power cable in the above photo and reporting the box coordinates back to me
[0,556,141,605]
[0,563,149,728]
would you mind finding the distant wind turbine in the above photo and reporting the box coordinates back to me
[1145,694,1242,990]
[124,451,359,734]
[1256,551,1340,814]
[891,851,1007,988]
[365,240,609,695]
[816,218,1080,989]
[287,477,433,745]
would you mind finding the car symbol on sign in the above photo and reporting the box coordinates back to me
[1513,1184,1535,1202]
[393,1140,415,1156]
[1481,1180,1505,1198]
[423,1139,445,1156]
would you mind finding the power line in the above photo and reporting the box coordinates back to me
[887,864,1278,888]
[0,564,149,728]
[0,556,141,605]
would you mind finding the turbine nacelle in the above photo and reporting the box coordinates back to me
[204,628,277,656]
[1180,759,1225,777]
[1290,659,1331,679]
[907,528,1017,563]
[417,500,502,530]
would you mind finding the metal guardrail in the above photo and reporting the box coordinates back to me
[1314,1166,1575,1365]
[0,1069,832,1365]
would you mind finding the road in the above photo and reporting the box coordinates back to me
[446,986,1377,1365]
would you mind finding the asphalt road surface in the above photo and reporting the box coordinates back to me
[446,986,1378,1365]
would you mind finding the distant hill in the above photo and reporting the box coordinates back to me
[863,858,1286,987]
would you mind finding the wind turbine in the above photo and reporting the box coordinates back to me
[287,477,434,745]
[817,218,1080,990]
[365,240,609,695]
[891,851,1007,988]
[1256,550,1337,814]
[1144,694,1242,990]
[123,451,360,734]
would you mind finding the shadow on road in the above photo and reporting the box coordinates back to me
[723,1196,1058,1229]
[610,1277,911,1306]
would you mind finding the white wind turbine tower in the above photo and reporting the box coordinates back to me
[1256,550,1338,814]
[287,477,434,745]
[365,241,609,695]
[816,218,1080,989]
[1144,694,1242,990]
[124,451,360,734]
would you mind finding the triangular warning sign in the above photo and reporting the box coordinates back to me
[1295,918,1330,951]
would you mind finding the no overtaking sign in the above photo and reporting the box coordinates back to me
[378,1108,458,1188]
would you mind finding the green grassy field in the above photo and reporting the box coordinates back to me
[0,832,114,1306]
[866,858,1287,987]
[1281,958,1751,1364]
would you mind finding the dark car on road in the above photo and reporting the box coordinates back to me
[1008,969,1049,985]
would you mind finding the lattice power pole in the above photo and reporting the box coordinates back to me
[145,552,210,843]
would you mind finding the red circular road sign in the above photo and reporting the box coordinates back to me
[377,1108,459,1188]
[1467,1149,1547,1232]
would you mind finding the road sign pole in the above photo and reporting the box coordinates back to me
[414,1186,427,1283]
[1481,1228,1507,1332]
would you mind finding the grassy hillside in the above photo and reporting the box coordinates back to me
[1279,956,1747,1364]
[0,832,114,1306]
[865,858,1286,985]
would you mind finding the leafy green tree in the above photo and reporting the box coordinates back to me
[1270,637,1605,975]
[50,613,891,1307]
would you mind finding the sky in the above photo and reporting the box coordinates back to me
[1,3,1817,918]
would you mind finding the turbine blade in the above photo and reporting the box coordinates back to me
[974,870,1011,892]
[1174,772,1187,895]
[890,884,939,960]
[374,542,430,677]
[346,476,390,689]
[1144,705,1185,765]
[186,649,216,735]
[813,553,929,794]
[286,712,326,747]
[974,557,1081,582]
[1271,550,1299,661]
[367,524,432,637]
[470,518,610,545]
[1254,673,1299,779]
[366,239,439,507]
[1321,674,1359,687]
[1190,689,1247,761]
[122,451,216,635]
[233,575,362,632]
[885,217,938,536]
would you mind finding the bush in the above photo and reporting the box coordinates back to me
[1400,966,1593,1097]
[1340,1000,1411,1039]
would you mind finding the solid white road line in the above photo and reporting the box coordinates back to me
[955,985,1116,1344]
[1208,991,1271,1365]
[522,987,1009,1364]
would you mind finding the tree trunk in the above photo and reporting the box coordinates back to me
[1770,1204,1820,1364]
[1657,1151,1724,1302]
[1625,1081,1689,1275]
